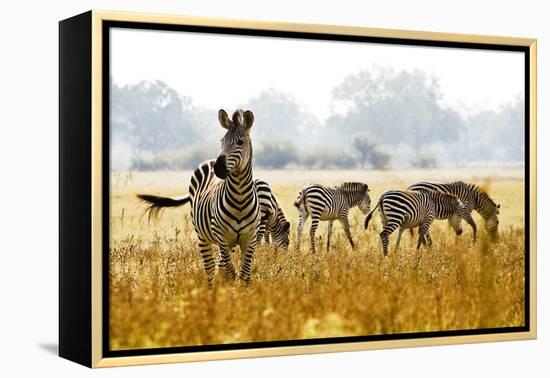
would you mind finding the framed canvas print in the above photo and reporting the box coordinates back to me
[59,10,537,368]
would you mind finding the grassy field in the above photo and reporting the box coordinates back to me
[109,167,526,350]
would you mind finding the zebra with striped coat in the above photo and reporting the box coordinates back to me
[408,181,500,241]
[294,182,370,253]
[255,179,291,249]
[364,189,465,256]
[138,109,261,283]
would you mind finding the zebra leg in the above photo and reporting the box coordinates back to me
[256,223,266,245]
[417,223,430,250]
[219,244,237,281]
[296,210,309,250]
[239,238,258,283]
[338,212,355,249]
[425,230,433,247]
[198,240,216,284]
[309,215,320,254]
[395,227,405,249]
[416,230,424,250]
[326,220,334,252]
[380,223,398,256]
[463,212,477,243]
[265,231,271,244]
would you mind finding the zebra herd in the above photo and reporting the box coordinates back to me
[137,109,501,284]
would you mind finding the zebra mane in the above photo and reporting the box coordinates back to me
[336,182,368,193]
[451,181,498,216]
[276,203,289,225]
[232,109,244,126]
[426,189,459,201]
[337,182,368,206]
[456,181,497,208]
[477,189,497,209]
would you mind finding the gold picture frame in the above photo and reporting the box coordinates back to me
[59,10,537,368]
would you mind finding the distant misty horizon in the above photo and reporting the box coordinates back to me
[109,28,525,172]
[111,28,524,121]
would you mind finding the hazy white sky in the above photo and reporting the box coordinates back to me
[110,28,524,121]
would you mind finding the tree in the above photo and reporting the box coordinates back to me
[255,141,299,169]
[329,67,465,154]
[369,149,392,170]
[244,88,321,147]
[301,147,358,169]
[410,150,438,169]
[111,80,199,154]
[493,95,525,161]
[352,133,378,168]
[352,132,391,169]
[459,95,524,164]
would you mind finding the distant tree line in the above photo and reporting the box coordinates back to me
[111,68,524,171]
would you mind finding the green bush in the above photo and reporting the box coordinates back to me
[301,148,358,169]
[255,141,300,169]
[410,151,438,169]
[369,148,392,170]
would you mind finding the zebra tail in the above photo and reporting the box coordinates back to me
[364,198,381,230]
[294,189,304,208]
[136,194,191,222]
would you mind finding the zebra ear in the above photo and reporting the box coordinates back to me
[243,110,254,130]
[363,184,369,192]
[218,109,231,129]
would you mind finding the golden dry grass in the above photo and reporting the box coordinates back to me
[109,168,525,350]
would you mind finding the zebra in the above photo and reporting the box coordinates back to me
[138,109,261,283]
[255,179,291,249]
[294,182,370,253]
[364,189,465,256]
[408,181,500,241]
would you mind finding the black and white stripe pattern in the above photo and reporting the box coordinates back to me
[364,189,465,256]
[294,182,370,253]
[138,109,261,283]
[255,179,290,249]
[408,181,500,241]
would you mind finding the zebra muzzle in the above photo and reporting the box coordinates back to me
[214,155,230,179]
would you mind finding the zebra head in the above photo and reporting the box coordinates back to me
[477,191,500,241]
[214,109,254,179]
[485,203,500,241]
[358,184,371,214]
[449,199,466,236]
[434,191,464,236]
[272,218,291,249]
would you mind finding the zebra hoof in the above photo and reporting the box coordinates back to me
[239,277,252,286]
[221,273,236,282]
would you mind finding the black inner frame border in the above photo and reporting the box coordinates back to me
[102,20,531,358]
